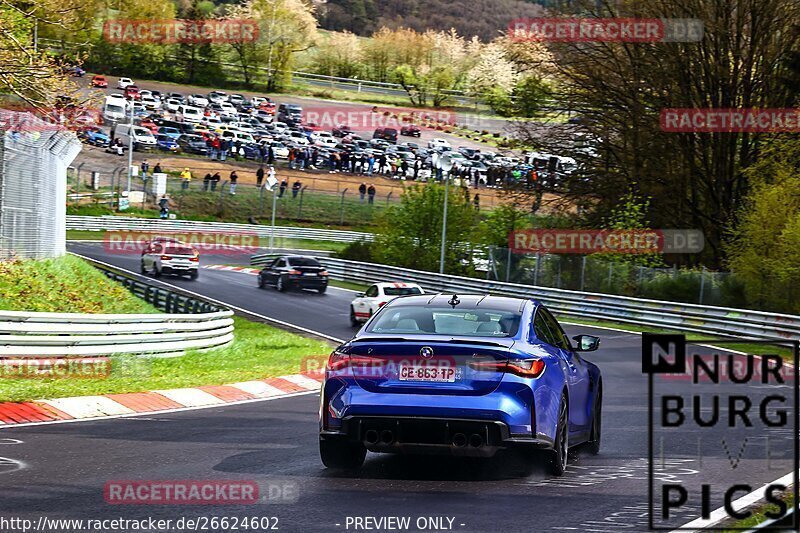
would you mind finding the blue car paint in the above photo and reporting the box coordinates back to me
[319,295,601,453]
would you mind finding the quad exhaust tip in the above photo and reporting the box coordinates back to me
[452,433,467,447]
[380,430,394,444]
[364,429,379,445]
[469,434,483,448]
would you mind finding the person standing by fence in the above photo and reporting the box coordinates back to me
[203,172,211,191]
[180,167,192,190]
[256,166,265,187]
[367,184,376,204]
[359,182,367,202]
[229,170,238,195]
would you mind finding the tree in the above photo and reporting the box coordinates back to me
[175,0,221,85]
[726,139,800,312]
[373,183,479,274]
[310,30,361,79]
[513,0,800,268]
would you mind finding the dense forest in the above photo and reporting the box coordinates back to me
[318,0,547,41]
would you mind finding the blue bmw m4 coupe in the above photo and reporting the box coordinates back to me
[319,294,603,476]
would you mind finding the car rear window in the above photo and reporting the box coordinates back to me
[383,287,423,296]
[367,307,521,337]
[288,257,321,267]
[165,246,195,256]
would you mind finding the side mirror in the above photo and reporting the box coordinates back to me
[572,334,600,352]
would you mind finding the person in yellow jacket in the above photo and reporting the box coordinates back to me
[180,168,192,190]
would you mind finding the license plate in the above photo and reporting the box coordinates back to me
[303,272,317,276]
[398,364,456,383]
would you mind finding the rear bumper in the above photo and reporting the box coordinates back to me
[320,415,553,457]
[288,275,328,289]
[162,264,198,274]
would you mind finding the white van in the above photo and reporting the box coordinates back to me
[177,105,203,123]
[102,101,127,124]
[114,123,157,151]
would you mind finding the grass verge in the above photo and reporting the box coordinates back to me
[0,255,157,314]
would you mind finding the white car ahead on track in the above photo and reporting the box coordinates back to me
[349,282,425,326]
[117,77,135,89]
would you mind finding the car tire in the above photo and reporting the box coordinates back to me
[140,260,147,274]
[189,270,198,281]
[318,285,327,294]
[548,396,569,477]
[276,276,286,292]
[350,307,359,327]
[319,438,366,470]
[587,385,602,456]
[258,275,265,289]
[153,265,162,278]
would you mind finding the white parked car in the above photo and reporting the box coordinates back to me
[140,95,159,110]
[177,105,203,123]
[117,77,135,89]
[163,98,182,113]
[287,130,309,145]
[349,282,425,326]
[218,102,237,116]
[428,138,451,150]
[315,136,339,148]
[272,121,289,133]
[264,140,288,159]
[140,239,199,279]
[188,94,209,107]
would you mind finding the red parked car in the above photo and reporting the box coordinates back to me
[124,85,141,100]
[90,75,108,88]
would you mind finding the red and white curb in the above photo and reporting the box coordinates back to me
[0,371,323,427]
[203,265,259,275]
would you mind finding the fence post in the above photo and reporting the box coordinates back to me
[556,258,561,288]
[580,255,586,292]
[298,185,309,218]
[386,191,393,206]
[534,253,540,286]
[340,188,349,225]
[259,186,265,217]
[76,162,85,196]
[217,180,229,214]
[505,247,512,282]
[608,263,613,290]
[699,266,706,304]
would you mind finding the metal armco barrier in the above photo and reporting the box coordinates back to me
[66,215,374,244]
[0,255,235,358]
[251,254,800,342]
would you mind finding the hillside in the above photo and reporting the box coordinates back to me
[318,0,546,41]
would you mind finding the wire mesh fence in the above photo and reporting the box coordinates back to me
[0,111,82,259]
[486,247,737,307]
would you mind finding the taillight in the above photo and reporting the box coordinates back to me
[468,358,545,378]
[161,255,172,260]
[378,301,388,307]
[189,257,199,262]
[507,359,546,378]
[320,270,329,276]
[326,351,350,371]
[326,351,382,371]
[288,269,302,275]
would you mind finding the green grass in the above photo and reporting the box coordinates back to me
[0,316,333,402]
[0,255,156,314]
[719,491,793,531]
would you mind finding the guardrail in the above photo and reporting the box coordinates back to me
[66,215,374,244]
[0,255,235,358]
[251,254,800,342]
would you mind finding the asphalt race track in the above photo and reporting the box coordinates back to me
[0,243,793,532]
